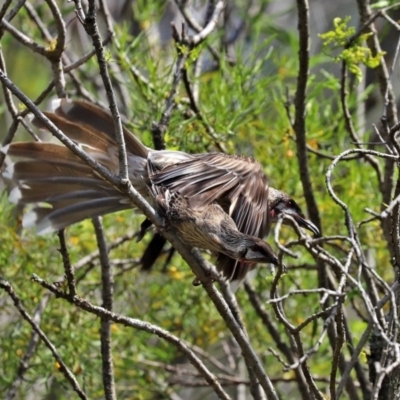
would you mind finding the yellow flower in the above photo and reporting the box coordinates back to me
[168,266,184,280]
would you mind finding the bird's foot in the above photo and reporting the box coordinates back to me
[192,269,219,286]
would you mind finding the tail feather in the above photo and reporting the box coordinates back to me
[1,99,154,233]
[7,142,82,163]
[33,113,115,153]
[12,179,120,205]
[52,99,150,159]
[29,120,121,174]
[24,196,131,234]
[7,142,119,177]
[11,160,93,180]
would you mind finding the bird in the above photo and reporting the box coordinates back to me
[150,185,279,268]
[1,99,319,281]
[145,151,319,280]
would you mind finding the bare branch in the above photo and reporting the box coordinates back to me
[0,279,87,400]
[31,274,233,400]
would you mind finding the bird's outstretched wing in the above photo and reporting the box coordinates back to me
[151,153,268,222]
[150,153,270,281]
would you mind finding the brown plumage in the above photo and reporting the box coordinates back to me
[147,153,318,280]
[1,99,319,281]
[152,187,278,267]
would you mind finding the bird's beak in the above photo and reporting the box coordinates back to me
[292,213,319,236]
[245,248,279,265]
[284,210,319,235]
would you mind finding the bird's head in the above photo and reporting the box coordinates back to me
[268,188,319,236]
[241,238,279,265]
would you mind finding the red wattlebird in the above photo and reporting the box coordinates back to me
[1,99,318,281]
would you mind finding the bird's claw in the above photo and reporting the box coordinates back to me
[192,268,219,286]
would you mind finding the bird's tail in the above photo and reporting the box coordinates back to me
[1,99,150,233]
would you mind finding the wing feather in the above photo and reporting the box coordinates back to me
[150,152,269,235]
[150,152,270,280]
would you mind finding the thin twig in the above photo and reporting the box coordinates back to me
[0,278,87,400]
[92,217,116,400]
[57,230,77,297]
[31,274,232,400]
[81,0,129,181]
[5,295,51,400]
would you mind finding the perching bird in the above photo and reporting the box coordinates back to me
[146,151,319,280]
[151,186,278,268]
[1,99,319,281]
